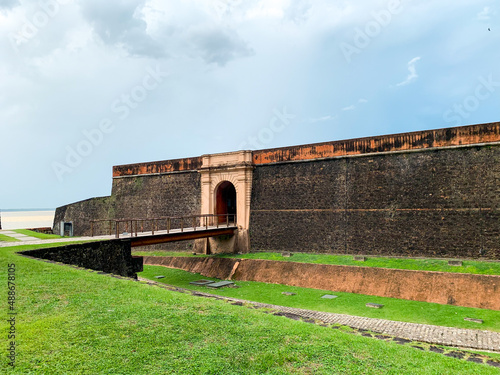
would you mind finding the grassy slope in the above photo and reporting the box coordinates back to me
[140,265,500,332]
[0,234,20,242]
[13,229,62,240]
[132,251,500,275]
[0,244,497,374]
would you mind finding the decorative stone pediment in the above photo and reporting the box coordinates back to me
[199,151,253,230]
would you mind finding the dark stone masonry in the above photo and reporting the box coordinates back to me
[18,240,143,278]
[54,122,500,259]
[249,145,500,258]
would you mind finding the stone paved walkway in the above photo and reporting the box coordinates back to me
[0,230,40,242]
[139,277,500,353]
[0,235,105,247]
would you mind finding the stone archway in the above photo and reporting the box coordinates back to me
[198,151,253,253]
[215,181,237,223]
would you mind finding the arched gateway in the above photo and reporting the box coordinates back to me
[197,151,253,253]
[215,181,237,223]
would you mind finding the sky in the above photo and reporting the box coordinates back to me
[0,0,499,210]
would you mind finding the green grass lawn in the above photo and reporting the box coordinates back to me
[0,234,20,242]
[1,243,498,374]
[133,250,199,257]
[132,251,500,275]
[139,265,500,332]
[13,229,62,240]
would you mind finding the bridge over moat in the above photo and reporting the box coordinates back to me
[90,214,237,249]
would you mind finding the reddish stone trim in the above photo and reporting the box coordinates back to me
[252,122,500,165]
[113,122,500,176]
[113,156,203,177]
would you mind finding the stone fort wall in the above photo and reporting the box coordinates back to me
[250,145,500,258]
[55,122,500,258]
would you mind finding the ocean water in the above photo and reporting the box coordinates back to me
[0,210,55,230]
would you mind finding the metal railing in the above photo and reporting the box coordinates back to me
[90,213,237,238]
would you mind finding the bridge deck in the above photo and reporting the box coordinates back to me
[89,224,237,247]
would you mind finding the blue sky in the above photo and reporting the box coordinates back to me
[0,0,498,209]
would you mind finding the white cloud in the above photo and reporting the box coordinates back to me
[476,6,492,20]
[76,0,254,64]
[187,26,254,66]
[342,105,355,111]
[396,56,421,87]
[358,98,368,103]
[0,0,19,11]
[308,114,336,123]
[246,0,286,19]
[284,0,311,24]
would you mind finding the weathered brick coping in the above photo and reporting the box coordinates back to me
[143,256,500,310]
[113,121,500,176]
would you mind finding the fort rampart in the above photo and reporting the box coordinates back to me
[55,122,500,259]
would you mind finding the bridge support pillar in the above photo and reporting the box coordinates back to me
[194,229,250,255]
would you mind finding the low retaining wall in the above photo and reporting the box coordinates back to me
[19,240,143,278]
[143,256,239,280]
[143,256,500,310]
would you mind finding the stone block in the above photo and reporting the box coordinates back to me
[448,260,463,266]
[366,303,384,309]
[354,256,366,261]
[464,317,483,324]
[282,252,293,257]
[282,292,296,296]
[189,280,214,286]
[206,281,234,288]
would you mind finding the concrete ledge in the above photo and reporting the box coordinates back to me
[143,256,500,310]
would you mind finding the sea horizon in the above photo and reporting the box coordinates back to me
[1,208,55,212]
[0,209,56,230]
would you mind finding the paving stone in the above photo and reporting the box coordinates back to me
[445,351,465,359]
[486,360,500,368]
[321,294,338,299]
[154,276,165,279]
[467,357,484,364]
[448,260,463,266]
[206,281,234,288]
[393,338,411,344]
[189,279,214,285]
[281,252,293,257]
[464,317,483,324]
[282,292,296,296]
[366,303,384,309]
[354,256,366,261]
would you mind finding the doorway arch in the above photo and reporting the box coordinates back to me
[215,181,236,223]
